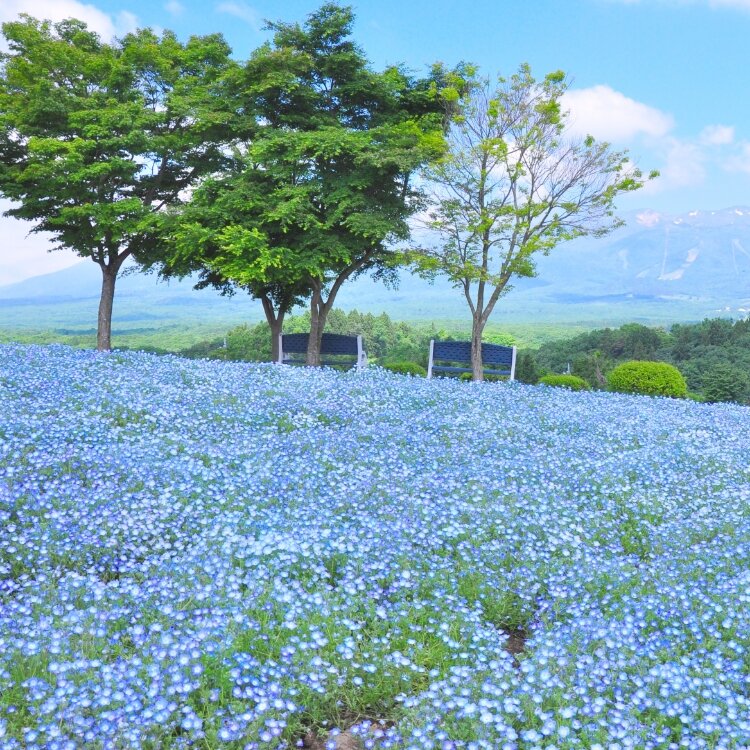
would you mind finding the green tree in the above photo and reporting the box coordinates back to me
[0,16,232,350]
[514,350,540,384]
[163,3,447,365]
[413,65,655,380]
[703,363,749,404]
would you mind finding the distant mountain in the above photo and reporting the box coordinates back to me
[0,262,257,331]
[528,207,750,306]
[1,207,749,331]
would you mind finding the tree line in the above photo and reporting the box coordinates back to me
[530,318,750,403]
[0,4,651,379]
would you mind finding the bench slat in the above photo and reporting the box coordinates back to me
[428,340,516,380]
[278,333,367,371]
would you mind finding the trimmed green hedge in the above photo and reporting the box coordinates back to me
[539,374,591,391]
[607,360,687,398]
[382,361,427,377]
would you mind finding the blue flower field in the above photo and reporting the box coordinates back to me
[1,344,749,750]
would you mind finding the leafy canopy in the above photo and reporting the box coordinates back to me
[164,3,447,305]
[0,15,233,269]
[414,63,655,322]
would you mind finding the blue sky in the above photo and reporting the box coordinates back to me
[1,0,749,283]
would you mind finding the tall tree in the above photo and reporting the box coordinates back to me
[414,65,655,380]
[162,3,446,365]
[0,16,233,350]
[162,174,313,362]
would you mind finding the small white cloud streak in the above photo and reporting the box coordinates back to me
[725,142,750,174]
[115,10,139,35]
[164,0,185,15]
[700,124,735,145]
[216,1,261,29]
[562,85,674,142]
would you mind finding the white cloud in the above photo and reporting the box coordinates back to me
[562,85,674,142]
[643,137,706,194]
[116,10,138,35]
[700,124,735,145]
[0,202,80,286]
[164,0,185,15]
[724,142,750,174]
[216,1,261,29]
[0,0,138,42]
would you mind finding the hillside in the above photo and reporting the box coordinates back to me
[1,207,749,332]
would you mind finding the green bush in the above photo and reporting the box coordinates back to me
[702,363,749,404]
[514,351,540,384]
[607,360,687,398]
[382,361,427,377]
[539,374,591,391]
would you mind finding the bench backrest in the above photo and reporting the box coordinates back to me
[427,339,516,380]
[278,332,367,370]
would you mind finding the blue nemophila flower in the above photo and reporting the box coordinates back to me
[1,344,749,748]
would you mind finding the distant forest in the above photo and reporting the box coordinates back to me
[176,312,750,405]
[530,317,750,404]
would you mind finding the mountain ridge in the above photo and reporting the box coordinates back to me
[1,206,749,329]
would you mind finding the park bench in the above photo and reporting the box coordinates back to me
[277,332,368,371]
[427,339,516,380]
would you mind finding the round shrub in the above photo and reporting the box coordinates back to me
[382,361,427,377]
[607,360,687,398]
[539,374,590,391]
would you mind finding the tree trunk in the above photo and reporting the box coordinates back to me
[97,265,117,352]
[306,283,328,366]
[269,316,283,362]
[305,252,376,366]
[471,313,486,382]
[261,296,284,362]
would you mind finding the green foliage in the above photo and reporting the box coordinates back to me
[0,17,233,349]
[514,351,540,384]
[536,323,667,377]
[158,3,449,362]
[539,374,590,391]
[220,324,272,362]
[409,62,651,380]
[571,352,610,390]
[483,331,516,347]
[458,371,509,382]
[177,309,440,366]
[382,361,427,377]
[284,308,437,365]
[534,317,750,402]
[702,363,749,404]
[607,361,687,398]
